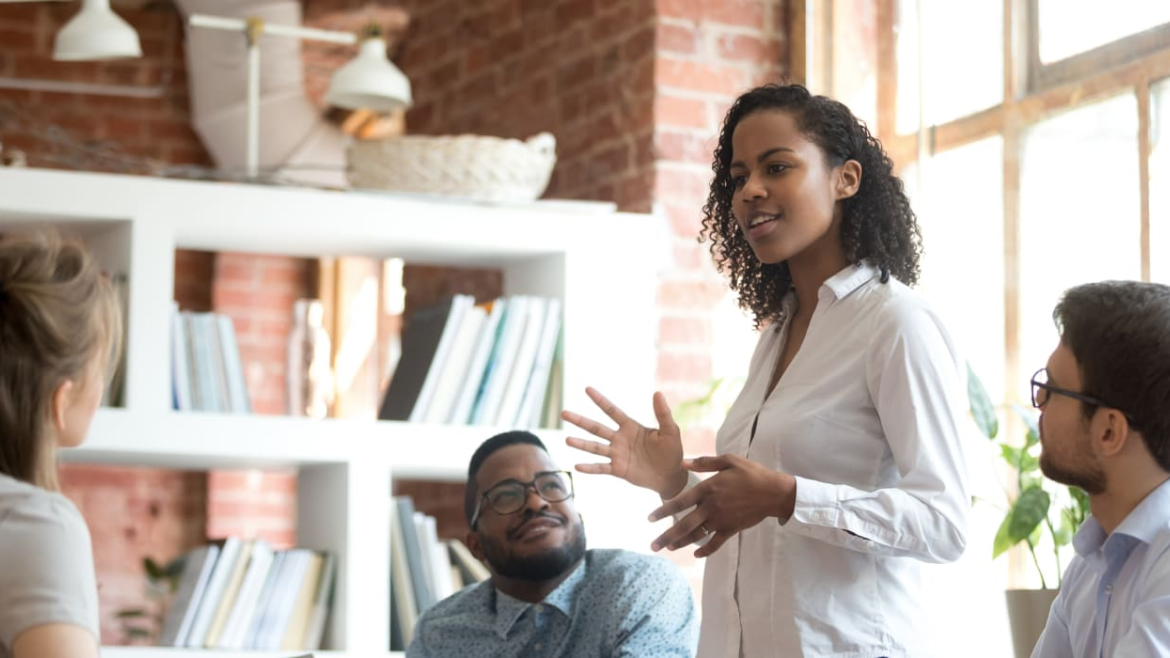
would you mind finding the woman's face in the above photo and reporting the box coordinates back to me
[729,109,851,267]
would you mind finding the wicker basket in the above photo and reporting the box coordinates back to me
[346,132,557,203]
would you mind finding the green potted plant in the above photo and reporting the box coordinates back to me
[967,365,1090,658]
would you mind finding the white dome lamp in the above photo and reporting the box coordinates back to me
[53,0,143,61]
[325,23,413,113]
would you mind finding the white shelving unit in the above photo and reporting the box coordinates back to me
[0,167,667,658]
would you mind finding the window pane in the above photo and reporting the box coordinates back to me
[896,0,1002,132]
[905,138,1006,402]
[1152,77,1170,284]
[1038,0,1170,64]
[1019,94,1140,392]
[831,0,879,130]
[903,140,1011,657]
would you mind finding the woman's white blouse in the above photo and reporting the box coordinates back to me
[695,263,969,658]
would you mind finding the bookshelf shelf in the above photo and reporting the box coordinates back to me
[0,167,664,654]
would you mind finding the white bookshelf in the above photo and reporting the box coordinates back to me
[0,167,666,657]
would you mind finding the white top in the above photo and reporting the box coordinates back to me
[1031,477,1170,658]
[695,263,969,658]
[0,474,100,658]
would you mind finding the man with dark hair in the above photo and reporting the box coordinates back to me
[1031,281,1170,657]
[407,430,697,657]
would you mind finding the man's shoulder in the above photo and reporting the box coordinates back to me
[415,579,494,626]
[583,549,686,587]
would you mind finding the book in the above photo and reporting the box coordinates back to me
[182,313,205,412]
[157,544,219,647]
[518,298,562,428]
[539,328,565,429]
[281,551,325,649]
[302,552,336,650]
[423,514,454,602]
[423,304,487,424]
[203,538,255,647]
[378,297,459,421]
[493,296,547,426]
[242,550,287,649]
[254,549,311,650]
[389,500,418,649]
[217,540,274,649]
[471,296,529,425]
[409,294,474,422]
[448,298,506,425]
[170,302,192,411]
[446,539,490,584]
[184,537,242,648]
[394,497,434,613]
[412,512,438,611]
[216,314,252,414]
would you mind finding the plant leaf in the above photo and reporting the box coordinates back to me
[1012,404,1041,449]
[143,557,165,581]
[1000,444,1022,468]
[967,363,999,439]
[123,627,152,639]
[163,557,186,579]
[993,487,1051,558]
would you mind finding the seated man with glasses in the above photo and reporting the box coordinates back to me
[407,430,697,657]
[1031,281,1170,658]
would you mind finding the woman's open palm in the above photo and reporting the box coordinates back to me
[561,387,687,498]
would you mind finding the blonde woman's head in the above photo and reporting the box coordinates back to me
[0,230,123,489]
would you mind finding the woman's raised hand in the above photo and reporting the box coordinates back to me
[562,387,688,499]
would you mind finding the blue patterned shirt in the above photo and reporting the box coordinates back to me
[407,549,697,657]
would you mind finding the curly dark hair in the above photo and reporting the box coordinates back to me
[699,84,922,328]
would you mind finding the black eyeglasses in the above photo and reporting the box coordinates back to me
[1030,368,1140,428]
[470,470,574,529]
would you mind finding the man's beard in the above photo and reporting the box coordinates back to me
[480,513,587,582]
[1040,449,1106,495]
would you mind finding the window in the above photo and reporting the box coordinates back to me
[806,0,1168,428]
[1152,77,1170,283]
[795,1,1170,653]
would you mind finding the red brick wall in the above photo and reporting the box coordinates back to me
[211,253,317,416]
[0,3,210,169]
[653,0,788,458]
[324,0,660,211]
[58,466,207,644]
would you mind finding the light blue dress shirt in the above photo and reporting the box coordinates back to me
[407,548,696,657]
[1032,477,1170,658]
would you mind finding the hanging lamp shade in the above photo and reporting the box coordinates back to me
[53,0,142,61]
[325,34,412,113]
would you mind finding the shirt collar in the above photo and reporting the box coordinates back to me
[821,261,879,302]
[490,557,588,639]
[1072,477,1170,560]
[1112,476,1170,545]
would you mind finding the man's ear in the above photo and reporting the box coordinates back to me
[834,159,862,201]
[1093,408,1132,459]
[465,530,485,563]
[51,379,74,433]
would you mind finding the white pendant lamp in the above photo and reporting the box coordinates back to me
[186,15,413,179]
[52,0,143,61]
[324,24,412,113]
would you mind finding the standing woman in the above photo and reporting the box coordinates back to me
[0,231,122,658]
[563,84,969,657]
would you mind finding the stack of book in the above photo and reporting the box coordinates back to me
[390,496,490,651]
[378,295,563,428]
[157,538,335,651]
[170,304,251,414]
